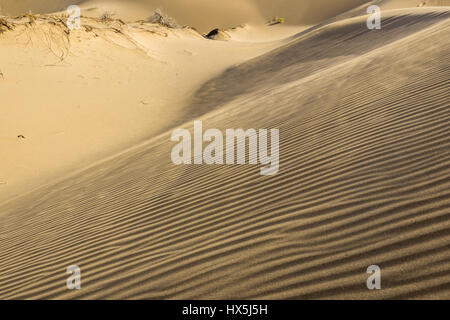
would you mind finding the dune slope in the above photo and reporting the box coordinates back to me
[0,7,448,299]
[0,14,287,203]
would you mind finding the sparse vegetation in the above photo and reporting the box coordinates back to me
[0,17,13,33]
[267,16,285,26]
[100,11,116,21]
[148,9,180,29]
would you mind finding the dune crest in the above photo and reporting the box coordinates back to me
[5,0,444,31]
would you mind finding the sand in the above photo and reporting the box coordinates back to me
[0,0,449,299]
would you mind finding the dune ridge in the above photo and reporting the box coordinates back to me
[0,0,386,32]
[0,5,449,299]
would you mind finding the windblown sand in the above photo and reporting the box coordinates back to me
[0,0,449,299]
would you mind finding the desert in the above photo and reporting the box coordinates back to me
[0,0,449,299]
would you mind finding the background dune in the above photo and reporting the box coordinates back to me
[2,1,448,32]
[0,0,449,299]
[1,0,381,31]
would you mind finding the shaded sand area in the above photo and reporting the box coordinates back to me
[0,0,449,299]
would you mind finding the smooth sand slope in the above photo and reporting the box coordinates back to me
[0,1,449,299]
[0,12,294,203]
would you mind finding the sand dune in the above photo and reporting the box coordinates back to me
[0,0,449,299]
[0,0,388,32]
[0,12,292,203]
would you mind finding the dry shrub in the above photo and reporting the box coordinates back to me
[0,17,13,33]
[148,9,180,28]
[100,11,115,21]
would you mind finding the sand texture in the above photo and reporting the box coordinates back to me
[0,0,449,299]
